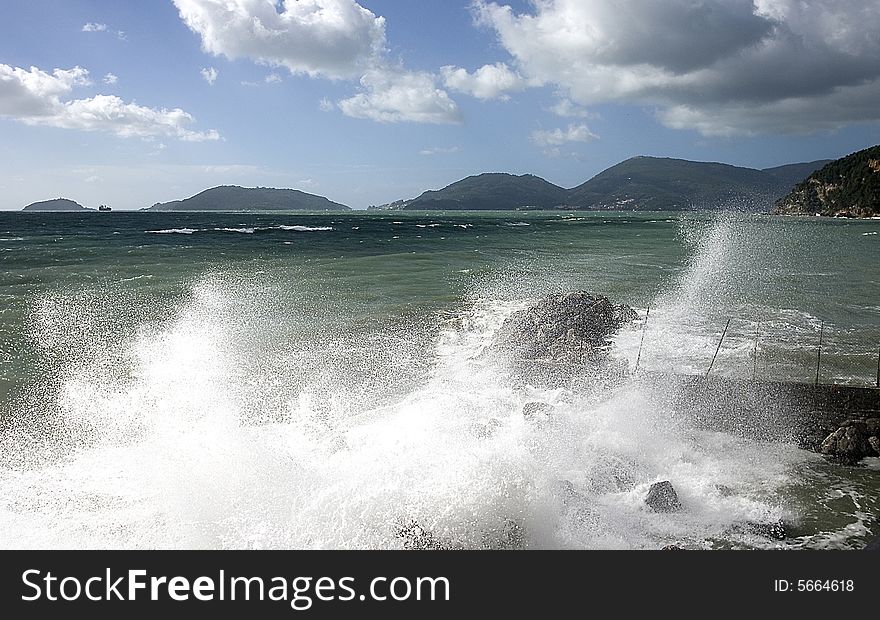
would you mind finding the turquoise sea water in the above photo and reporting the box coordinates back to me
[0,210,877,549]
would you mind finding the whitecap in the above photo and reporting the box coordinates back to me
[275,225,334,232]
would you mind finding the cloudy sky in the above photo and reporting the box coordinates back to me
[2,0,879,210]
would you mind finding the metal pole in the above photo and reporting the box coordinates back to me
[875,346,879,389]
[634,305,650,374]
[752,321,759,382]
[814,322,824,386]
[706,318,731,379]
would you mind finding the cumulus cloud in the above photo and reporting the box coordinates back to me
[103,73,118,85]
[550,98,593,119]
[175,0,460,124]
[530,123,598,147]
[82,22,107,32]
[173,0,386,79]
[338,68,461,124]
[419,146,460,156]
[200,67,218,85]
[441,62,527,101]
[0,63,219,141]
[475,0,880,135]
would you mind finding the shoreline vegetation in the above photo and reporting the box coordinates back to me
[19,145,879,218]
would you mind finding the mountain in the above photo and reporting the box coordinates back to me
[377,157,830,212]
[382,173,569,210]
[762,160,833,191]
[775,146,880,218]
[567,156,812,211]
[147,186,350,211]
[22,198,92,212]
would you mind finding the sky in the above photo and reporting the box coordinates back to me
[1,0,880,210]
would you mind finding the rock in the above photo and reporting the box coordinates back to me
[396,521,448,550]
[746,520,787,540]
[715,484,735,497]
[496,292,638,363]
[522,402,553,422]
[866,418,880,438]
[661,545,684,550]
[820,421,873,464]
[645,481,682,513]
[471,418,503,439]
[868,436,880,457]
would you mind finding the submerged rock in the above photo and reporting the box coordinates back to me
[746,520,787,541]
[645,481,682,513]
[820,420,875,464]
[396,521,449,550]
[496,292,638,363]
[522,401,553,422]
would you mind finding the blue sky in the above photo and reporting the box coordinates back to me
[1,0,879,210]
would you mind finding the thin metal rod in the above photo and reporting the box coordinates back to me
[875,346,879,389]
[706,318,731,379]
[634,305,650,374]
[814,321,824,386]
[752,321,760,382]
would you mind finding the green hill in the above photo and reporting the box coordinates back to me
[147,186,350,211]
[387,173,570,210]
[762,160,833,192]
[568,157,789,211]
[22,198,92,212]
[379,157,829,212]
[774,146,880,217]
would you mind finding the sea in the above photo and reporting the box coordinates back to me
[0,210,877,549]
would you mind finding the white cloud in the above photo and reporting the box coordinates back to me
[441,62,527,101]
[530,123,598,147]
[82,23,107,32]
[475,0,880,135]
[265,73,282,84]
[550,98,593,119]
[419,146,460,156]
[173,0,386,80]
[0,63,220,142]
[175,0,461,125]
[200,67,219,85]
[338,67,461,124]
[103,73,118,85]
[318,97,335,112]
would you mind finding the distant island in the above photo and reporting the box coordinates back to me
[24,149,879,215]
[372,156,831,212]
[146,186,350,211]
[22,198,93,212]
[775,146,880,218]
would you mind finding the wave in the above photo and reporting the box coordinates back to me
[146,228,198,235]
[274,225,334,232]
[215,227,256,234]
[2,272,848,550]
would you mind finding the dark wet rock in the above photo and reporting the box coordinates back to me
[396,521,449,550]
[661,545,684,550]
[868,436,880,457]
[471,418,503,439]
[496,292,638,363]
[746,520,787,541]
[491,519,525,550]
[866,418,880,437]
[715,484,736,497]
[522,402,553,422]
[820,421,874,464]
[645,481,682,513]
